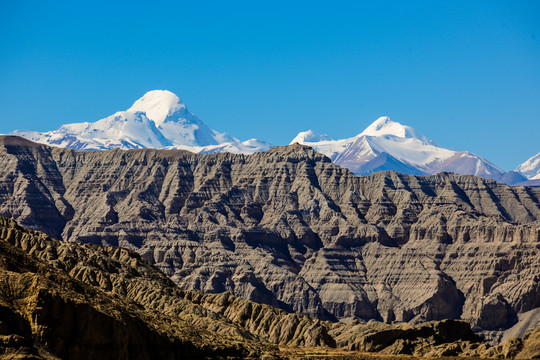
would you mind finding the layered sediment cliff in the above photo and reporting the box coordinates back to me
[0,135,539,335]
[3,217,540,359]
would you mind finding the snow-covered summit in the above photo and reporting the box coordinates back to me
[10,90,271,154]
[289,116,505,181]
[128,89,237,147]
[290,130,333,144]
[359,116,436,145]
[516,152,540,180]
[128,90,186,126]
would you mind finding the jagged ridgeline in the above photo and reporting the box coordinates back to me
[0,135,539,340]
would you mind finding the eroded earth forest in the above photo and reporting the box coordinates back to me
[0,135,539,359]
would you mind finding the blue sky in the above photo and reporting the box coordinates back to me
[1,1,539,170]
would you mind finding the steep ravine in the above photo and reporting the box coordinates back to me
[0,135,539,336]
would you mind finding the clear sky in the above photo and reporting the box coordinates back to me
[1,1,539,171]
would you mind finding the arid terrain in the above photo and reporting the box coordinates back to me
[0,135,539,358]
[1,217,539,359]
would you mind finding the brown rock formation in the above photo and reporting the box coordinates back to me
[2,216,538,359]
[329,319,486,356]
[484,327,540,359]
[0,217,332,349]
[0,220,274,359]
[517,327,540,359]
[0,135,539,332]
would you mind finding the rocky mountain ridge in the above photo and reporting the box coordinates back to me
[0,216,329,351]
[0,135,539,340]
[0,217,273,359]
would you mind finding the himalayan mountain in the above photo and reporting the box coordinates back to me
[8,90,539,185]
[11,90,273,155]
[515,152,540,187]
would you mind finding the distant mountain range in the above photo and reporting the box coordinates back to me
[7,89,539,185]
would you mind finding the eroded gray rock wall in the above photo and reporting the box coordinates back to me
[0,135,539,331]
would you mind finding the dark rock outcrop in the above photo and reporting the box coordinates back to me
[329,319,486,356]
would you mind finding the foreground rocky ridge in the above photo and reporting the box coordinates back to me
[0,135,539,335]
[0,217,332,349]
[2,217,539,359]
[0,218,274,360]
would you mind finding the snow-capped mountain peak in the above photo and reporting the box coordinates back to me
[128,90,237,147]
[290,129,333,144]
[128,90,186,126]
[359,116,436,145]
[516,152,540,180]
[9,90,272,154]
[287,116,507,182]
[7,90,531,185]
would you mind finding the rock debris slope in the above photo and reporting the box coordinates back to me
[0,135,539,337]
